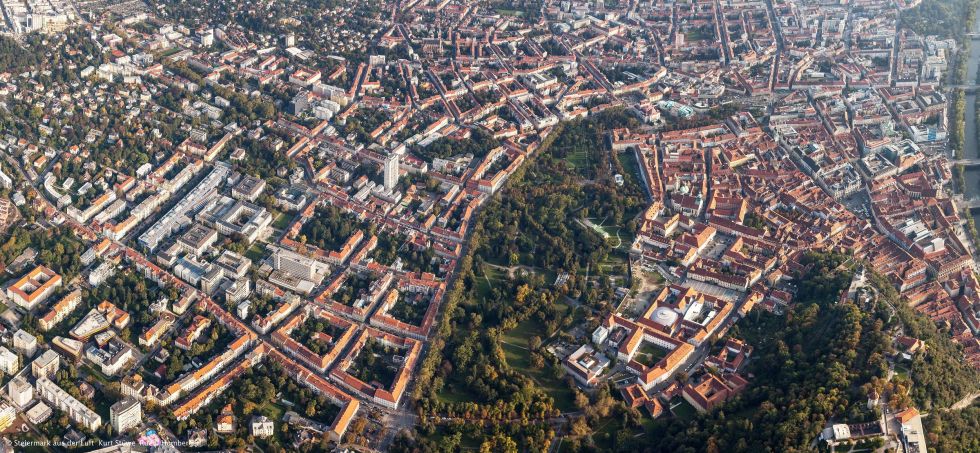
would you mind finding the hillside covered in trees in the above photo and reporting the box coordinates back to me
[927,402,980,452]
[643,254,979,453]
[642,253,883,452]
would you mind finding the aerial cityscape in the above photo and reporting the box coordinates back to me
[0,0,976,452]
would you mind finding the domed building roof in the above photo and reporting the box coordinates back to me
[651,306,679,327]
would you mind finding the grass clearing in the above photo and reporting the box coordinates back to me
[421,425,483,450]
[588,216,636,252]
[260,400,286,421]
[633,342,669,367]
[245,242,267,262]
[501,342,578,412]
[895,363,911,379]
[495,8,526,16]
[499,301,578,412]
[272,212,293,230]
[617,150,645,189]
[590,417,621,449]
[565,146,592,171]
[643,270,665,285]
[596,249,631,285]
[436,385,481,404]
[588,414,652,451]
[474,263,508,299]
[670,397,698,420]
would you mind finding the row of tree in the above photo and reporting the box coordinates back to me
[397,110,647,451]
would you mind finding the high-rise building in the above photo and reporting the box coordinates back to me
[110,397,142,434]
[274,248,327,281]
[0,404,15,432]
[0,346,18,375]
[384,154,399,191]
[237,300,251,320]
[32,350,60,379]
[8,376,33,408]
[13,329,37,358]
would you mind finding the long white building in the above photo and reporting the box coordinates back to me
[36,377,101,431]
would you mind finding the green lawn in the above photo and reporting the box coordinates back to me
[590,417,623,450]
[643,270,665,285]
[456,263,580,412]
[617,150,645,190]
[500,312,554,346]
[272,212,294,230]
[473,264,508,299]
[582,412,654,451]
[633,343,669,367]
[500,298,571,345]
[565,146,592,171]
[483,264,507,280]
[260,400,286,422]
[499,302,578,412]
[670,398,698,420]
[587,216,635,255]
[495,8,526,17]
[420,425,483,451]
[598,224,620,239]
[91,391,114,419]
[600,249,628,265]
[500,342,532,371]
[894,363,911,379]
[436,385,481,404]
[640,416,658,433]
[83,365,112,386]
[245,243,267,262]
[81,366,114,418]
[684,29,715,42]
[500,342,577,412]
[158,47,182,58]
[596,250,631,285]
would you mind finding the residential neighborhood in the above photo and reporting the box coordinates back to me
[0,0,974,451]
